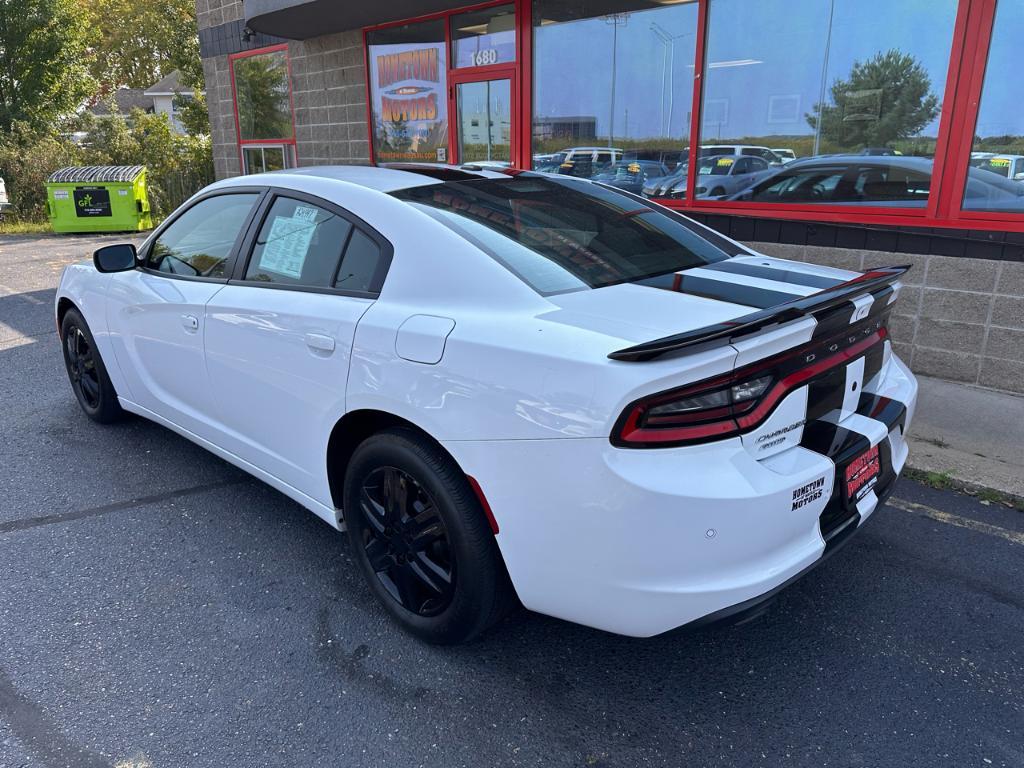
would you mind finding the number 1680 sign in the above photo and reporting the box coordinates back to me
[470,49,500,67]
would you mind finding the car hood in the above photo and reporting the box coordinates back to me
[537,255,857,345]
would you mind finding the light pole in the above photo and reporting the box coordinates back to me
[812,0,836,157]
[604,13,630,147]
[650,22,691,139]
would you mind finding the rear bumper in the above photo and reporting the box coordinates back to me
[445,353,917,638]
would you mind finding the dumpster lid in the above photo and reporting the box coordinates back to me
[47,165,145,184]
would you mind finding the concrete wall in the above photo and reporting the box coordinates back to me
[751,243,1024,395]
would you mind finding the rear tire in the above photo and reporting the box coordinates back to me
[343,428,515,644]
[60,308,124,424]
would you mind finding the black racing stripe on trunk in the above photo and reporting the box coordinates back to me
[862,343,885,386]
[703,260,846,290]
[810,302,857,339]
[800,421,871,466]
[800,421,872,542]
[634,272,804,309]
[867,286,895,317]
[857,392,907,434]
[805,365,848,421]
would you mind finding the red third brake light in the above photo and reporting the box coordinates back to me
[612,325,888,448]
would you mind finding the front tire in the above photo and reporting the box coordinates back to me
[343,428,514,644]
[60,307,124,423]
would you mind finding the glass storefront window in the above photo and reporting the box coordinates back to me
[232,49,295,142]
[962,1,1024,213]
[367,20,449,163]
[532,0,697,195]
[452,4,516,68]
[699,0,958,206]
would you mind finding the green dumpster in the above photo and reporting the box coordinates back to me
[46,165,152,233]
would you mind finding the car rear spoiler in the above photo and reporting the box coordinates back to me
[608,265,910,362]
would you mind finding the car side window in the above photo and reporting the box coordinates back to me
[335,229,385,293]
[749,167,845,202]
[245,197,353,287]
[147,193,260,278]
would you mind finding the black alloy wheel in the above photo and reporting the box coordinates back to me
[60,308,124,423]
[65,326,101,410]
[357,465,455,616]
[343,428,516,644]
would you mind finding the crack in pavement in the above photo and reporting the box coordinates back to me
[0,478,247,536]
[0,667,110,768]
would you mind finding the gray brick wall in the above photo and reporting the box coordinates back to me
[750,243,1024,395]
[197,0,371,177]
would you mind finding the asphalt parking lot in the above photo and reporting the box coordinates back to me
[1,233,1022,768]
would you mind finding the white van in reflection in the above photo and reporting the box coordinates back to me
[971,154,1024,183]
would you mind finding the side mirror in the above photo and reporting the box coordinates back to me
[93,243,137,273]
[1014,172,1024,181]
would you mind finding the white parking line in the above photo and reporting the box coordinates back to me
[888,497,1024,547]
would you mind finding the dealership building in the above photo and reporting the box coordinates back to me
[196,0,1024,394]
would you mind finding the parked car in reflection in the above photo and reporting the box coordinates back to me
[548,146,623,178]
[772,148,797,164]
[622,149,685,172]
[659,154,774,199]
[728,155,1024,210]
[592,160,671,194]
[699,144,783,165]
[857,147,902,156]
[0,177,9,216]
[970,154,1024,182]
[642,163,687,198]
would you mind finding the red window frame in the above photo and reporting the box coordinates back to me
[363,0,532,168]
[229,43,299,170]
[361,0,1021,234]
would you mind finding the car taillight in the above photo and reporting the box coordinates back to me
[612,325,887,448]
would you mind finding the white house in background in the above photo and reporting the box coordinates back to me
[144,70,202,134]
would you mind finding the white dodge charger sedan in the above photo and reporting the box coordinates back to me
[56,165,917,643]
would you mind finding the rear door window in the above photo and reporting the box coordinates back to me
[245,197,352,287]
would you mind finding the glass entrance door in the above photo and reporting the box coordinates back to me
[455,78,512,165]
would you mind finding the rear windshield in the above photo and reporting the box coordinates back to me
[391,175,729,295]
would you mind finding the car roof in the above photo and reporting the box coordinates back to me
[210,164,508,194]
[783,154,934,169]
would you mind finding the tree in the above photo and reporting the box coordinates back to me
[807,50,940,150]
[83,0,202,92]
[234,53,293,140]
[0,0,95,133]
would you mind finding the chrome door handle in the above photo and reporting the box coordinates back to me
[181,314,199,332]
[305,332,336,354]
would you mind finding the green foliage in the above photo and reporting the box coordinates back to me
[84,0,202,92]
[808,50,940,150]
[78,110,213,217]
[0,0,95,133]
[0,112,212,223]
[0,123,82,220]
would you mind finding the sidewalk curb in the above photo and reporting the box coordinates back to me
[903,461,1024,512]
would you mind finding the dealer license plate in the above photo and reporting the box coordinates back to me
[845,444,880,503]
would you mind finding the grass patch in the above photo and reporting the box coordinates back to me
[0,219,51,235]
[903,467,1024,511]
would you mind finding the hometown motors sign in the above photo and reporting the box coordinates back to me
[369,42,448,162]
